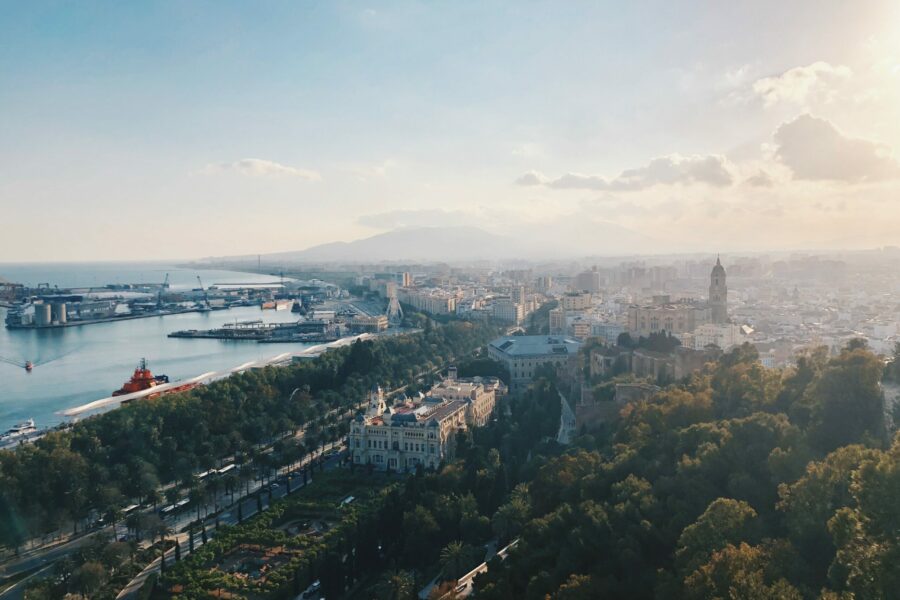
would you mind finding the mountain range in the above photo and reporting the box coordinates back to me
[203,222,665,264]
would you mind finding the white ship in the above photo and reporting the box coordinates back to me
[0,419,38,449]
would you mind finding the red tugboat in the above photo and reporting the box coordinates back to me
[112,358,169,397]
[112,359,199,400]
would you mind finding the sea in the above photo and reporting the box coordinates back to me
[0,262,311,432]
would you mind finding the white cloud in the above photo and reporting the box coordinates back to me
[514,171,549,186]
[773,114,900,182]
[202,159,321,181]
[744,170,775,187]
[517,154,735,191]
[752,61,852,108]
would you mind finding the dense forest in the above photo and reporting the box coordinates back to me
[5,325,898,599]
[302,341,896,599]
[0,320,499,550]
[469,342,898,599]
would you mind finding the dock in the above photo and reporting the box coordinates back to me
[6,306,210,330]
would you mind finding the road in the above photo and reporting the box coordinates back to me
[0,564,54,600]
[116,449,347,599]
[0,353,460,597]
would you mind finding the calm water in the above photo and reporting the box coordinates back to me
[0,263,310,431]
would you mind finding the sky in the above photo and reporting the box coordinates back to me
[2,1,900,261]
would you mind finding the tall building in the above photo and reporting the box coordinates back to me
[573,268,601,293]
[492,298,525,324]
[709,257,728,324]
[549,307,566,334]
[561,292,592,312]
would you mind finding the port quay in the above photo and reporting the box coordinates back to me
[58,333,374,419]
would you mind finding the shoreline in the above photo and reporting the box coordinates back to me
[57,333,373,419]
[5,306,213,330]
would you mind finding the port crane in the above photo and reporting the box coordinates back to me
[157,273,169,310]
[196,275,211,309]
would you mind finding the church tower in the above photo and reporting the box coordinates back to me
[709,256,728,324]
[366,385,386,417]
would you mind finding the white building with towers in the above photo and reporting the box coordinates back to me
[348,369,500,471]
[348,385,468,471]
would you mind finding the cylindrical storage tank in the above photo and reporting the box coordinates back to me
[52,302,67,324]
[35,303,52,327]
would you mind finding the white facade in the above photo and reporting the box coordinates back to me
[349,387,468,471]
[428,369,497,427]
[492,299,525,324]
[685,323,747,351]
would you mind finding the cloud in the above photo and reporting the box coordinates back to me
[202,159,321,180]
[517,154,735,191]
[744,170,775,187]
[515,171,549,186]
[773,114,900,182]
[752,61,851,107]
[357,208,473,229]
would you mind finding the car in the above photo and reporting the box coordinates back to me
[302,580,321,598]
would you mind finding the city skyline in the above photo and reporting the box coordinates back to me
[3,1,900,261]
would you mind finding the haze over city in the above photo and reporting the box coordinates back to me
[3,1,900,261]
[5,3,900,600]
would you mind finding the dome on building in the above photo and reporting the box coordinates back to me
[712,255,726,275]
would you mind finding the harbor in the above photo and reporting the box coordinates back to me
[0,263,338,433]
[168,317,341,342]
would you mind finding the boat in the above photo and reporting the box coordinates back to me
[112,359,199,400]
[2,419,36,439]
[112,358,169,396]
[24,361,33,372]
[0,419,38,447]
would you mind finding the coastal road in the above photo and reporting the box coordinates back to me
[0,564,53,600]
[116,450,346,599]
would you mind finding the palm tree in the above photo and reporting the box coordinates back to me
[156,521,173,570]
[439,541,475,581]
[374,570,415,600]
[104,505,123,542]
[189,486,206,521]
[205,477,222,514]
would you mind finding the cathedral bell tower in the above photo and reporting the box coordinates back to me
[709,256,728,324]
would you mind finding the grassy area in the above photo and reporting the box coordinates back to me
[158,470,393,599]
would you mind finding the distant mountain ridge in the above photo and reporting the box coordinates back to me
[203,222,659,263]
